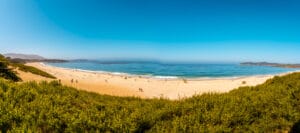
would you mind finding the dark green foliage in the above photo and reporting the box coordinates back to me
[291,120,300,133]
[11,63,56,79]
[0,55,21,82]
[1,73,300,132]
[0,53,54,80]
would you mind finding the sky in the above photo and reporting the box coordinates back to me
[1,0,300,63]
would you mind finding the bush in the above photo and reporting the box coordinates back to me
[0,72,300,132]
[11,63,56,79]
[0,55,21,81]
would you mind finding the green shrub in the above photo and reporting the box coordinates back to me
[0,55,21,81]
[11,63,56,79]
[0,73,300,132]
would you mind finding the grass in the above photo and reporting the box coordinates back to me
[0,54,55,80]
[10,63,56,79]
[0,72,300,132]
[0,55,21,82]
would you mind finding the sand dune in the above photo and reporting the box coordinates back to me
[19,62,295,100]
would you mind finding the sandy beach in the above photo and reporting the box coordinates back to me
[19,62,296,100]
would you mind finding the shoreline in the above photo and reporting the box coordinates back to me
[21,62,299,100]
[42,62,298,81]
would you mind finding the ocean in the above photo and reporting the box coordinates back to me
[46,60,299,78]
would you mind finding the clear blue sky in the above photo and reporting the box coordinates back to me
[1,0,300,63]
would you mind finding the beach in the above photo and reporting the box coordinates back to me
[20,62,295,100]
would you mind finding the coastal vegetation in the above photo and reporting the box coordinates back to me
[1,53,300,132]
[0,55,21,82]
[0,54,56,79]
[11,63,56,79]
[1,61,300,132]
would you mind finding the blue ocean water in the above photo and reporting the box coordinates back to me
[46,61,299,78]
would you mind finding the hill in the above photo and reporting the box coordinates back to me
[0,72,300,132]
[0,54,21,81]
[4,53,45,60]
[241,62,300,68]
[0,54,56,79]
[3,53,68,63]
[1,53,300,132]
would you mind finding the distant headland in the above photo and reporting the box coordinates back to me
[3,53,68,63]
[241,62,300,68]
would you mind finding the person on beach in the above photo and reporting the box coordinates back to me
[139,88,143,92]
